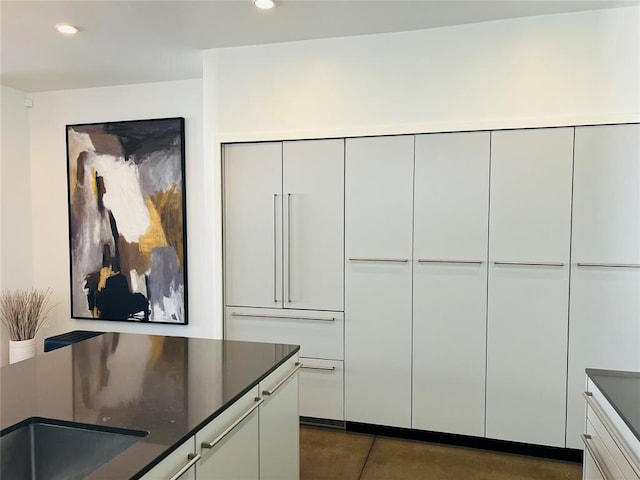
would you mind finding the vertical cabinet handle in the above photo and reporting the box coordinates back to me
[287,193,292,303]
[273,194,278,303]
[168,453,201,480]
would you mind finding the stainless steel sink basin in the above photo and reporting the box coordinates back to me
[0,417,148,480]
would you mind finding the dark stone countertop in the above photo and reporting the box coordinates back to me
[586,368,640,443]
[0,332,299,479]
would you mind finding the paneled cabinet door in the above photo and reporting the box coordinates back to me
[224,143,283,309]
[412,131,490,437]
[283,139,344,311]
[345,135,414,428]
[486,127,573,447]
[572,124,640,265]
[195,387,260,480]
[259,356,300,480]
[566,268,640,449]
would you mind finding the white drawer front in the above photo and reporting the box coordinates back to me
[586,417,626,479]
[225,307,344,360]
[585,383,640,480]
[299,358,344,421]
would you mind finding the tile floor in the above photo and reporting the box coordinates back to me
[300,425,582,480]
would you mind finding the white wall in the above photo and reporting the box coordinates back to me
[206,6,639,142]
[0,85,33,366]
[28,79,217,341]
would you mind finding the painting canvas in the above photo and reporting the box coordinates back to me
[66,117,187,324]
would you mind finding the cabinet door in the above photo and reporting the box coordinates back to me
[489,128,573,262]
[299,358,344,421]
[224,143,283,308]
[566,268,640,449]
[140,437,196,480]
[486,266,569,447]
[259,356,300,480]
[283,139,344,311]
[412,132,489,436]
[345,135,414,428]
[573,124,640,265]
[196,387,260,480]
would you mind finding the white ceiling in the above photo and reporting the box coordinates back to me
[1,0,638,93]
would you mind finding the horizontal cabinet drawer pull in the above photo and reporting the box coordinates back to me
[581,434,611,480]
[300,364,336,371]
[583,392,640,478]
[349,257,409,263]
[577,263,640,268]
[492,261,565,267]
[262,362,302,396]
[230,312,335,322]
[201,397,264,450]
[169,453,201,480]
[417,259,483,264]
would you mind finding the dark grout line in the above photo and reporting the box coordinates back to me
[357,434,377,480]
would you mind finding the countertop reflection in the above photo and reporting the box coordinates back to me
[0,332,299,479]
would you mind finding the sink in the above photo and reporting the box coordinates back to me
[0,417,148,480]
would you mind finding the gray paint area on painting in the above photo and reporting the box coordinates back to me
[148,247,184,323]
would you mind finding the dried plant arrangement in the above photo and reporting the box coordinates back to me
[0,288,54,341]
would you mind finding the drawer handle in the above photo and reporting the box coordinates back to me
[493,261,564,267]
[263,362,302,396]
[417,259,483,265]
[169,453,201,480]
[230,312,336,322]
[583,392,640,478]
[201,397,264,450]
[577,263,640,268]
[300,364,336,371]
[349,257,409,263]
[581,434,611,480]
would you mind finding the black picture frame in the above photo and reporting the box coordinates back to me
[66,117,188,324]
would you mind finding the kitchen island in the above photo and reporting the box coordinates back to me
[0,332,300,479]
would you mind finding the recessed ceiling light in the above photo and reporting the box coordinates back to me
[253,0,275,10]
[55,23,79,35]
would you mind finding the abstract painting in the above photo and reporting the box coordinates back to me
[66,117,187,324]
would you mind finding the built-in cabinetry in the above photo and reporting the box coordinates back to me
[344,135,414,428]
[567,124,640,449]
[486,128,574,447]
[223,140,344,422]
[222,123,639,451]
[411,131,490,437]
[141,356,300,480]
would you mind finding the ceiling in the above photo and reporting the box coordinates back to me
[1,0,638,93]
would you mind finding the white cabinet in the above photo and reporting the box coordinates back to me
[582,376,640,480]
[567,124,640,449]
[195,387,261,480]
[224,142,283,309]
[259,356,300,480]
[223,139,344,311]
[572,124,640,265]
[299,358,344,421]
[486,127,574,447]
[412,131,490,437]
[345,135,414,428]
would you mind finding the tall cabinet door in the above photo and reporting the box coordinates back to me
[486,128,574,447]
[224,143,283,308]
[566,124,640,449]
[345,135,414,428]
[412,131,490,437]
[283,139,344,312]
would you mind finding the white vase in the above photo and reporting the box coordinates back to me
[9,338,36,364]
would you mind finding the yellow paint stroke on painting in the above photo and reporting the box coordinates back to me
[138,197,168,258]
[93,265,116,318]
[149,183,184,267]
[90,166,99,199]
